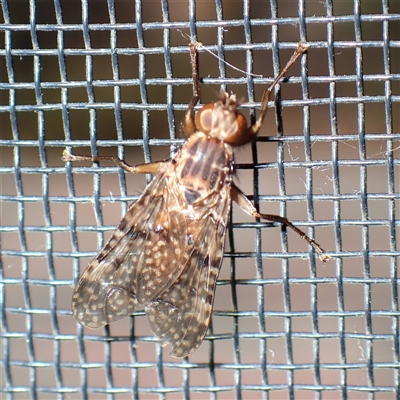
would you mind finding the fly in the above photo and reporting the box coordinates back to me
[62,41,330,358]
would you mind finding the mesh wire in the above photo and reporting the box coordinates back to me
[1,0,399,399]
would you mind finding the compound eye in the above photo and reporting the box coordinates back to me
[223,113,248,145]
[195,104,214,134]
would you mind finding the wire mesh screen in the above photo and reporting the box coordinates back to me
[1,0,399,398]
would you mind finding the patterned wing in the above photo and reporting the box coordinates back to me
[145,195,231,357]
[72,171,193,329]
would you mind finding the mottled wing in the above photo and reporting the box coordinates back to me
[72,170,193,329]
[145,195,231,357]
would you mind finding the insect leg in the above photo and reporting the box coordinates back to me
[183,43,201,137]
[245,42,310,138]
[62,150,167,174]
[231,184,330,263]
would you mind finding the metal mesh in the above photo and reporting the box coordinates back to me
[1,0,399,398]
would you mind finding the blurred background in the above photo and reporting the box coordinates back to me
[1,0,399,399]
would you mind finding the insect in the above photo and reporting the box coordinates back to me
[63,41,330,358]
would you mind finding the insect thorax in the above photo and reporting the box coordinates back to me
[171,132,233,209]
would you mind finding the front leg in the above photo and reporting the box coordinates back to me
[231,183,330,263]
[183,43,201,137]
[245,42,309,139]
